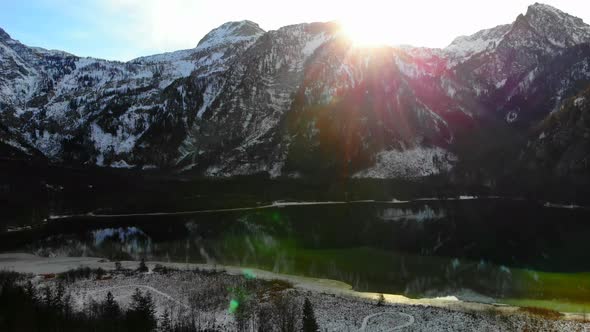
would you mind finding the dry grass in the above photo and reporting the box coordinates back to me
[519,306,564,320]
[265,279,293,293]
[257,279,294,302]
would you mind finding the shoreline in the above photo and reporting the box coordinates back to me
[32,196,588,223]
[0,253,587,322]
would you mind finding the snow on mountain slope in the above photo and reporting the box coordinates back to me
[179,22,339,176]
[0,31,42,106]
[196,21,265,50]
[445,3,590,64]
[2,3,590,181]
[353,147,455,179]
[0,21,265,166]
[445,24,512,61]
[132,21,265,82]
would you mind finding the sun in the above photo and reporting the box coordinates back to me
[338,17,394,47]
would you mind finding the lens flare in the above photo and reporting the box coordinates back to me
[228,299,239,313]
[242,269,257,279]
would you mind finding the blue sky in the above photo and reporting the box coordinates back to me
[1,0,589,62]
[0,0,137,60]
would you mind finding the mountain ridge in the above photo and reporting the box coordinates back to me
[0,3,589,185]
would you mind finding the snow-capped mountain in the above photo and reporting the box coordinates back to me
[0,20,264,168]
[1,3,589,182]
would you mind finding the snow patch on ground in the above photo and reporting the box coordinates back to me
[506,111,518,123]
[302,32,330,57]
[495,78,507,88]
[394,56,428,78]
[90,123,138,155]
[197,83,219,118]
[25,130,63,158]
[110,160,134,169]
[354,147,455,179]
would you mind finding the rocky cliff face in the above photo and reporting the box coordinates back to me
[1,3,589,181]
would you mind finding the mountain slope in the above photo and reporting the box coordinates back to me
[524,86,590,176]
[1,3,590,184]
[0,21,265,168]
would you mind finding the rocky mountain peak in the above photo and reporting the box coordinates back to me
[525,2,590,47]
[444,3,590,61]
[526,3,570,18]
[196,20,265,49]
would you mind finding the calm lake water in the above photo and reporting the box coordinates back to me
[3,198,590,312]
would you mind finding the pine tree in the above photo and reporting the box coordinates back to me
[103,291,121,320]
[229,286,250,331]
[62,293,73,321]
[68,98,77,110]
[126,288,157,332]
[301,298,319,332]
[129,288,143,311]
[54,282,65,312]
[138,258,149,272]
[24,280,36,300]
[159,308,172,332]
[42,286,53,307]
[274,295,297,332]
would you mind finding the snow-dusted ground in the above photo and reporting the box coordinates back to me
[0,253,588,331]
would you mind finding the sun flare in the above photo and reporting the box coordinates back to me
[339,17,394,47]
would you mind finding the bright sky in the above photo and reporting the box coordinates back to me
[1,0,589,61]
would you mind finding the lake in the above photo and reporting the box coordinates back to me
[2,195,590,313]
